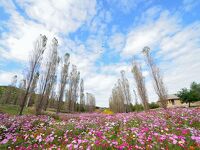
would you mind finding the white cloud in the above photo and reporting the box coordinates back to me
[108,33,125,52]
[0,0,107,106]
[0,71,23,85]
[49,2,200,108]
[159,22,200,60]
[1,20,56,61]
[122,11,180,57]
[16,0,96,34]
[120,9,200,104]
[0,0,97,61]
[84,74,117,106]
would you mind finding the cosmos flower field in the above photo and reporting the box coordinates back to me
[0,108,200,150]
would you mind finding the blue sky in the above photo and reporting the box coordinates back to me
[0,0,200,107]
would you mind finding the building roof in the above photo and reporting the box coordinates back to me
[167,94,179,100]
[157,94,179,102]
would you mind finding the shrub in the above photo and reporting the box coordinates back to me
[149,102,159,109]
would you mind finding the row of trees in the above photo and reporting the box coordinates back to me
[0,35,96,115]
[109,71,132,113]
[109,47,168,112]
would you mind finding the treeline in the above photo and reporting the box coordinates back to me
[0,35,96,115]
[109,47,167,112]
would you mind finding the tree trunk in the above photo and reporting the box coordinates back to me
[26,96,30,107]
[56,93,63,114]
[44,95,49,111]
[19,69,34,115]
[13,96,18,105]
[19,91,29,115]
[189,101,191,107]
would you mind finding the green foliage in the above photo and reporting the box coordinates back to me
[0,105,20,114]
[177,88,190,103]
[130,103,144,112]
[149,102,159,109]
[177,82,200,106]
[0,86,21,105]
[190,82,200,99]
[131,102,159,111]
[0,86,45,108]
[0,86,3,96]
[0,104,32,115]
[190,120,200,129]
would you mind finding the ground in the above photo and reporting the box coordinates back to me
[0,106,200,150]
[0,105,33,115]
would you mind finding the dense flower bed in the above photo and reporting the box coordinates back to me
[0,108,200,149]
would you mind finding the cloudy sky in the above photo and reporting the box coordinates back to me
[0,0,200,107]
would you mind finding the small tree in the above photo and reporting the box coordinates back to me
[86,93,96,112]
[79,79,85,112]
[36,37,59,115]
[120,71,132,112]
[57,53,70,114]
[177,82,200,107]
[43,74,57,111]
[132,89,139,112]
[109,84,124,113]
[66,65,80,112]
[132,60,149,111]
[142,46,168,109]
[109,71,132,113]
[19,35,47,115]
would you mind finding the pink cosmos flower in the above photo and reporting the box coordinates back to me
[191,136,200,144]
[33,143,38,148]
[112,141,118,145]
[67,144,73,150]
[46,135,54,143]
[36,135,42,143]
[86,146,91,150]
[181,129,188,135]
[74,144,78,149]
[0,138,9,144]
[173,139,177,144]
[12,137,17,142]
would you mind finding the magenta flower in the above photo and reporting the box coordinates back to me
[191,136,200,144]
[0,138,9,144]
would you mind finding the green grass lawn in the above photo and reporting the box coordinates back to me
[0,104,58,116]
[0,104,34,115]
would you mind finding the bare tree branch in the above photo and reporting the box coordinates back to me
[66,65,80,113]
[142,46,168,109]
[57,53,70,114]
[109,71,132,113]
[19,35,47,115]
[36,37,59,115]
[132,60,149,111]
